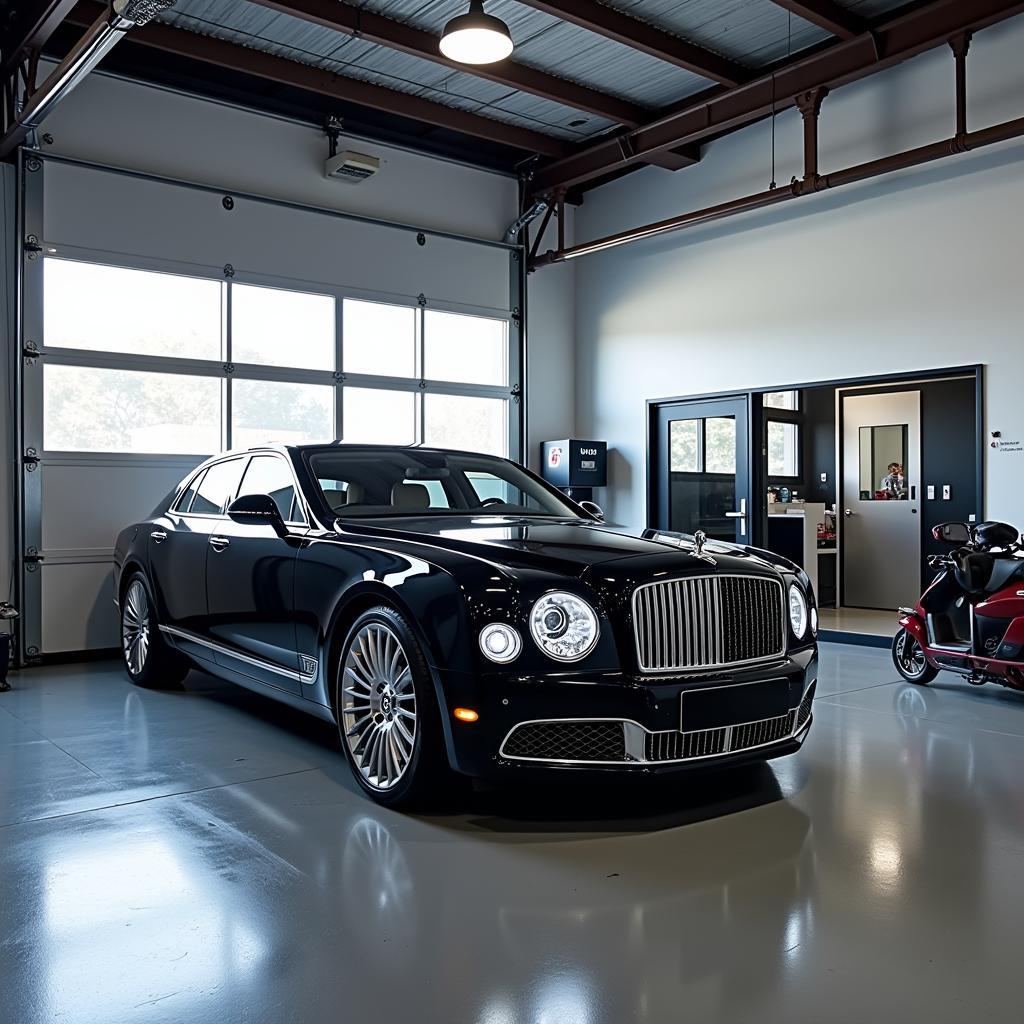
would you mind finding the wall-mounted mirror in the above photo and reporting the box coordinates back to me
[858,423,908,500]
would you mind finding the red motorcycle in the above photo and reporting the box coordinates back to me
[893,520,1024,690]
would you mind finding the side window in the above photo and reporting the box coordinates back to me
[190,458,245,515]
[237,455,303,523]
[172,469,207,513]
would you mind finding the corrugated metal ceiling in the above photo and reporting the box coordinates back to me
[156,0,913,145]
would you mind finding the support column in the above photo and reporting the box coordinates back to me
[950,33,972,139]
[794,86,829,185]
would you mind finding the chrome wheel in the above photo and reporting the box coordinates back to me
[341,623,417,791]
[122,579,151,676]
[895,630,927,679]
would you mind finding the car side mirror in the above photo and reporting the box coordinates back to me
[932,521,971,545]
[227,493,287,536]
[580,500,604,521]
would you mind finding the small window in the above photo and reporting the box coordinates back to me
[343,299,417,377]
[669,419,700,472]
[231,284,334,371]
[190,459,245,515]
[704,417,737,474]
[424,393,508,457]
[763,390,798,411]
[343,387,417,445]
[767,421,800,477]
[232,379,334,448]
[423,309,507,386]
[238,455,303,523]
[172,470,207,513]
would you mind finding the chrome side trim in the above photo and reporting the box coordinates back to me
[499,695,814,766]
[159,624,318,684]
[632,574,787,675]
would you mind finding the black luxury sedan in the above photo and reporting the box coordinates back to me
[114,444,818,807]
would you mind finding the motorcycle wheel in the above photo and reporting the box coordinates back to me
[892,628,938,685]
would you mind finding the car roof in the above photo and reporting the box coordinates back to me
[222,443,509,460]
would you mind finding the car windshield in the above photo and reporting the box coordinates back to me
[308,448,584,519]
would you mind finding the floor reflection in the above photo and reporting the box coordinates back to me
[4,650,1024,1022]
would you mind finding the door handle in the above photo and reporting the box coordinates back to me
[724,498,747,536]
[844,509,854,517]
[209,536,230,551]
[151,529,168,543]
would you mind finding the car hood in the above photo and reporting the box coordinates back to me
[335,516,786,580]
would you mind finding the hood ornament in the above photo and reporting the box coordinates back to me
[691,529,716,564]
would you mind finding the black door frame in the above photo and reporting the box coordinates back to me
[646,364,984,553]
[651,396,752,542]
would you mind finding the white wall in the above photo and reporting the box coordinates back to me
[573,15,1024,531]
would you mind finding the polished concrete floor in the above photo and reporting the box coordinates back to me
[818,606,896,637]
[3,645,1024,1023]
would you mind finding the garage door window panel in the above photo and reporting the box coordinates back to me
[43,364,222,455]
[342,387,417,445]
[424,394,508,458]
[43,258,223,361]
[343,299,417,378]
[231,284,334,371]
[424,309,507,386]
[232,380,334,449]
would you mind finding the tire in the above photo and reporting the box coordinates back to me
[892,627,938,685]
[335,605,458,809]
[120,572,189,690]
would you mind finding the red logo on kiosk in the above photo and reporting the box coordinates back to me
[548,446,563,468]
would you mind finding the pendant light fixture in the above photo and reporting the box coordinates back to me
[439,0,514,65]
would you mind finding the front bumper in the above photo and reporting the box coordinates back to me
[435,647,817,779]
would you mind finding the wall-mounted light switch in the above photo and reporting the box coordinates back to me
[943,485,951,500]
[926,485,935,500]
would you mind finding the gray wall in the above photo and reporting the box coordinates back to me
[1,164,13,611]
[573,15,1024,532]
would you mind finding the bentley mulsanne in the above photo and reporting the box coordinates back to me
[114,444,818,807]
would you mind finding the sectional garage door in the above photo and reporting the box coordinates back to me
[17,156,521,659]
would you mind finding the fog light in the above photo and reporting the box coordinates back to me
[479,622,522,663]
[810,606,818,637]
[453,707,479,722]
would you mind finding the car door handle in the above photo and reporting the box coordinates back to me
[209,536,230,551]
[151,529,168,543]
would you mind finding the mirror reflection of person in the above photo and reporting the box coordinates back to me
[880,462,906,498]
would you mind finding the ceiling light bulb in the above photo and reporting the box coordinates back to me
[440,0,514,65]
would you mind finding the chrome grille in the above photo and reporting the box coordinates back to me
[633,575,785,673]
[645,708,795,762]
[501,721,627,762]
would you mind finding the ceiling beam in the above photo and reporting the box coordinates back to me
[768,1,868,41]
[531,0,1024,195]
[249,0,648,127]
[514,0,748,87]
[66,2,572,157]
[0,0,79,78]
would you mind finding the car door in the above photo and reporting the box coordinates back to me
[206,453,304,693]
[148,458,245,665]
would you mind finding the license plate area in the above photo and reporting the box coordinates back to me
[680,679,795,731]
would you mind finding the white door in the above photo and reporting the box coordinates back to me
[841,391,921,609]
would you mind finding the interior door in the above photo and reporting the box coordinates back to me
[841,391,921,609]
[653,398,751,542]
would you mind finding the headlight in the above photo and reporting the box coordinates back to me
[479,623,522,664]
[789,584,808,639]
[529,592,599,662]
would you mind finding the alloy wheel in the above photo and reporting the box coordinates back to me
[895,630,927,678]
[341,623,417,790]
[122,580,151,676]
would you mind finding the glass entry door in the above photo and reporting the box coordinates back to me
[653,398,751,542]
